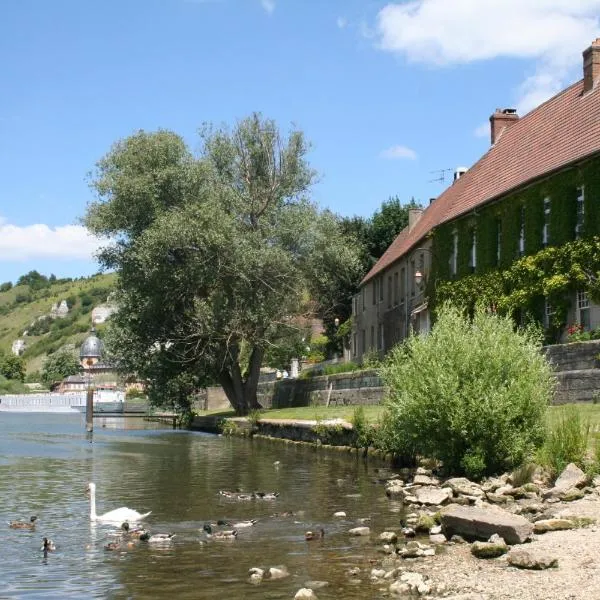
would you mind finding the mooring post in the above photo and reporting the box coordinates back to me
[85,383,94,433]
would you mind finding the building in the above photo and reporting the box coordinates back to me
[353,39,600,361]
[79,328,119,386]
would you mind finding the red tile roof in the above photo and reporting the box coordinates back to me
[362,79,600,284]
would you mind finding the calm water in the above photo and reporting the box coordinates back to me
[0,412,403,599]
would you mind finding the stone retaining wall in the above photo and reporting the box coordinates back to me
[256,369,384,409]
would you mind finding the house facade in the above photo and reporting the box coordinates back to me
[353,39,600,362]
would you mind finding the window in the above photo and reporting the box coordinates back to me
[542,197,550,247]
[400,267,405,303]
[410,260,416,297]
[468,229,477,272]
[393,272,399,306]
[577,290,590,330]
[352,296,357,316]
[544,298,554,329]
[362,287,365,312]
[361,329,366,354]
[387,276,392,308]
[370,325,375,349]
[378,323,384,350]
[576,186,585,239]
[450,231,458,275]
[379,276,384,303]
[496,219,502,265]
[352,333,357,356]
[519,206,525,256]
[372,280,376,305]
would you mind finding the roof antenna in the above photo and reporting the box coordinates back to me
[428,168,453,184]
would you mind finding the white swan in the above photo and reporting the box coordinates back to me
[87,482,151,523]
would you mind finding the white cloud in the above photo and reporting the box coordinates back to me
[374,0,600,114]
[473,122,489,138]
[337,16,347,29]
[380,145,418,160]
[0,217,103,262]
[261,0,275,14]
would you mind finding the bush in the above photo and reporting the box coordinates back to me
[379,304,554,479]
[539,405,590,477]
[351,405,376,448]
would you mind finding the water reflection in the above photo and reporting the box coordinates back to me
[0,413,402,599]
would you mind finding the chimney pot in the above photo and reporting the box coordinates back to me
[408,208,424,231]
[583,39,600,93]
[489,108,519,145]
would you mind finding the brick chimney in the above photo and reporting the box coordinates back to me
[583,38,600,93]
[489,108,519,145]
[408,207,423,231]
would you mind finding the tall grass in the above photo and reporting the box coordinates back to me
[539,405,590,477]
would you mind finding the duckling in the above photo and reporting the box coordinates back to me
[104,541,122,551]
[41,537,56,552]
[305,528,325,541]
[254,491,279,500]
[9,515,37,529]
[203,524,237,540]
[231,519,257,529]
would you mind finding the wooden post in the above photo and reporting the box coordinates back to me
[85,385,94,432]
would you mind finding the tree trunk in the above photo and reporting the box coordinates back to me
[219,345,265,416]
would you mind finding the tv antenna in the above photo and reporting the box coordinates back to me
[428,168,453,184]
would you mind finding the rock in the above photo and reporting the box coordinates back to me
[444,477,485,497]
[389,571,431,596]
[470,537,508,559]
[333,511,346,518]
[304,581,328,590]
[507,548,558,570]
[416,466,432,476]
[429,533,447,544]
[379,531,398,543]
[440,504,533,545]
[533,518,575,533]
[560,487,585,502]
[485,492,514,505]
[385,480,405,498]
[268,565,289,579]
[555,463,587,490]
[248,567,264,584]
[402,527,416,537]
[348,526,370,536]
[429,524,442,534]
[346,567,360,577]
[371,568,387,580]
[414,486,453,506]
[414,474,439,485]
[295,588,318,599]
[450,534,467,543]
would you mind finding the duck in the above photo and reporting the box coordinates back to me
[231,519,257,529]
[104,541,122,551]
[254,491,279,500]
[120,522,147,538]
[203,524,237,540]
[141,532,176,544]
[41,537,56,552]
[9,515,37,529]
[305,528,325,541]
[87,483,151,523]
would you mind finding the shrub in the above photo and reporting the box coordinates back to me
[351,405,375,448]
[539,405,590,477]
[379,304,554,479]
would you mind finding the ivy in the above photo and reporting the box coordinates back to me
[430,154,600,337]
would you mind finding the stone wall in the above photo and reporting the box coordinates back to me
[256,370,384,409]
[543,340,600,404]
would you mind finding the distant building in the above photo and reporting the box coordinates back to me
[50,300,69,319]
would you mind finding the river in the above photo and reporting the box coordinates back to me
[0,412,403,599]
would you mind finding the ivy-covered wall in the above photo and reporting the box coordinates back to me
[431,153,600,335]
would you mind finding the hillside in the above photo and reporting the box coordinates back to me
[0,273,117,374]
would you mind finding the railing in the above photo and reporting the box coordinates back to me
[0,393,87,410]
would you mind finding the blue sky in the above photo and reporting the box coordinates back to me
[1,0,599,283]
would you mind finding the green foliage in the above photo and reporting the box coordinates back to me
[41,349,81,387]
[24,370,41,384]
[125,388,146,400]
[263,325,309,369]
[379,304,553,478]
[510,462,538,487]
[0,374,28,394]
[0,282,12,292]
[306,334,328,363]
[539,405,591,477]
[351,405,376,448]
[17,270,50,291]
[219,419,239,436]
[361,349,381,369]
[0,353,25,381]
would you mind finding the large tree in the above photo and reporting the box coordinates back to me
[86,114,360,415]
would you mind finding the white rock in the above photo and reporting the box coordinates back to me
[378,531,398,543]
[333,511,347,518]
[268,565,289,579]
[348,526,370,536]
[295,588,318,599]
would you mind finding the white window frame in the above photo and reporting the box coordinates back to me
[378,323,384,350]
[468,229,477,271]
[519,207,525,256]
[544,297,554,329]
[542,197,550,247]
[450,231,458,276]
[577,290,591,330]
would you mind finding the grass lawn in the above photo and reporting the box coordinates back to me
[196,403,600,431]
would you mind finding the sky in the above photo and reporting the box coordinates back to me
[1,0,599,283]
